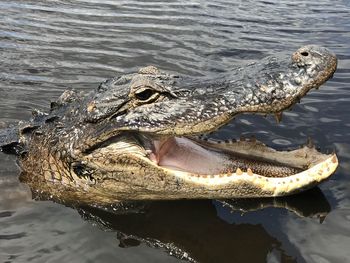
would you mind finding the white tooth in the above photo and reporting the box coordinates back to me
[274,112,283,123]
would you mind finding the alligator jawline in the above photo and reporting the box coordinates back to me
[90,115,338,185]
[146,132,335,176]
[127,135,335,198]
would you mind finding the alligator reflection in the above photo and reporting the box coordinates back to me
[219,187,330,220]
[71,188,330,263]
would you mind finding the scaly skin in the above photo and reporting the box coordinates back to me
[0,45,338,205]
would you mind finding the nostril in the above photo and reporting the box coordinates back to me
[301,51,309,57]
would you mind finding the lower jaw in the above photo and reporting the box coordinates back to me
[156,152,338,198]
[149,136,338,192]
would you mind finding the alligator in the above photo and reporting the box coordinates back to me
[0,45,338,205]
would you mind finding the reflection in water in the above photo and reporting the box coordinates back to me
[66,189,330,263]
[80,201,289,263]
[220,188,330,220]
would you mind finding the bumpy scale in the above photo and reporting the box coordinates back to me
[0,45,338,205]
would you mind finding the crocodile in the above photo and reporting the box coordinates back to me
[0,45,338,205]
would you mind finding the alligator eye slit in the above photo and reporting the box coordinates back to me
[301,52,309,57]
[135,89,157,101]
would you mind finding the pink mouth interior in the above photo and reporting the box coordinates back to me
[146,136,305,178]
[150,137,233,174]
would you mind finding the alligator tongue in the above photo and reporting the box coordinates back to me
[151,137,301,177]
[154,137,231,174]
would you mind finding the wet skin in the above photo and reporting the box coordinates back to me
[0,45,338,204]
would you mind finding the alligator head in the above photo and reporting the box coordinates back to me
[1,45,338,204]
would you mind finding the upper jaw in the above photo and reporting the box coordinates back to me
[107,45,337,137]
[78,45,337,160]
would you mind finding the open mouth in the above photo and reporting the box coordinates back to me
[148,132,337,181]
[96,127,338,197]
[128,128,336,197]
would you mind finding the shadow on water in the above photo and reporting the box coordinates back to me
[44,188,330,263]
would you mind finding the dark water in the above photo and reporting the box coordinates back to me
[0,0,350,262]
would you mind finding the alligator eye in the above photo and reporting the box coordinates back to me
[135,89,158,101]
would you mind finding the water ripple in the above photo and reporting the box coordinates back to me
[0,0,349,262]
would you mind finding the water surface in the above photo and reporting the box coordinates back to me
[1,1,350,262]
